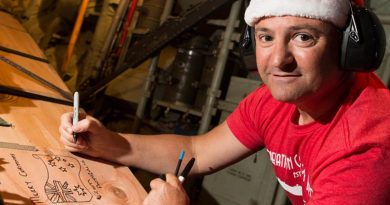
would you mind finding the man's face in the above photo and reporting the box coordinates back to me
[255,16,345,104]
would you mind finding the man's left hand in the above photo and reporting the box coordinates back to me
[143,173,190,205]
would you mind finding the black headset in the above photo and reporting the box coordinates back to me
[240,2,387,72]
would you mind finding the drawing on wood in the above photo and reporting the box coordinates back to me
[0,148,147,204]
[33,154,93,203]
[0,9,146,204]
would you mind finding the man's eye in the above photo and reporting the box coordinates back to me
[259,35,273,42]
[295,34,312,41]
[255,34,273,47]
[293,33,315,47]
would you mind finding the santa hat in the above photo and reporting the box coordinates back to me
[244,0,356,28]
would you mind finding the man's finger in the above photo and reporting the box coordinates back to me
[59,126,76,143]
[165,173,181,187]
[72,118,92,133]
[150,178,166,190]
[60,134,87,149]
[60,112,73,125]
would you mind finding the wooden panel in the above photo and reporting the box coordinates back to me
[0,13,68,99]
[0,11,146,204]
[0,11,47,67]
[0,12,25,31]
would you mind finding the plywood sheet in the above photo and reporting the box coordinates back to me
[0,11,146,204]
[0,11,68,100]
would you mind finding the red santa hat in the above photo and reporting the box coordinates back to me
[244,0,357,28]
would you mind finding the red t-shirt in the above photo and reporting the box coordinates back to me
[227,73,390,205]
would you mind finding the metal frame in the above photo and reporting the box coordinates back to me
[198,0,242,134]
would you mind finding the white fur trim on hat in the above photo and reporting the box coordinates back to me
[244,0,351,28]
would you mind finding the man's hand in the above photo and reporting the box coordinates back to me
[58,112,127,159]
[143,173,190,205]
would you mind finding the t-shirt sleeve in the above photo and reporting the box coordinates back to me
[226,86,267,150]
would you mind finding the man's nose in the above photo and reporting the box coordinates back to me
[269,42,294,71]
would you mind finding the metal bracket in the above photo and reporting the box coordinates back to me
[0,55,72,100]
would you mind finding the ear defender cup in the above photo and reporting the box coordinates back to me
[239,25,257,70]
[340,7,387,71]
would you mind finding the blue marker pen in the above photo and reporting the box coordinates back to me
[174,150,185,176]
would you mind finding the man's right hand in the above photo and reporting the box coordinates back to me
[58,112,123,159]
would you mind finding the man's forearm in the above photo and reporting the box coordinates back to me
[96,122,250,176]
[107,133,197,175]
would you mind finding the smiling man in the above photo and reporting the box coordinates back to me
[234,0,389,204]
[59,0,390,204]
[253,16,350,124]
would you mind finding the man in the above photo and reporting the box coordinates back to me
[59,0,390,204]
